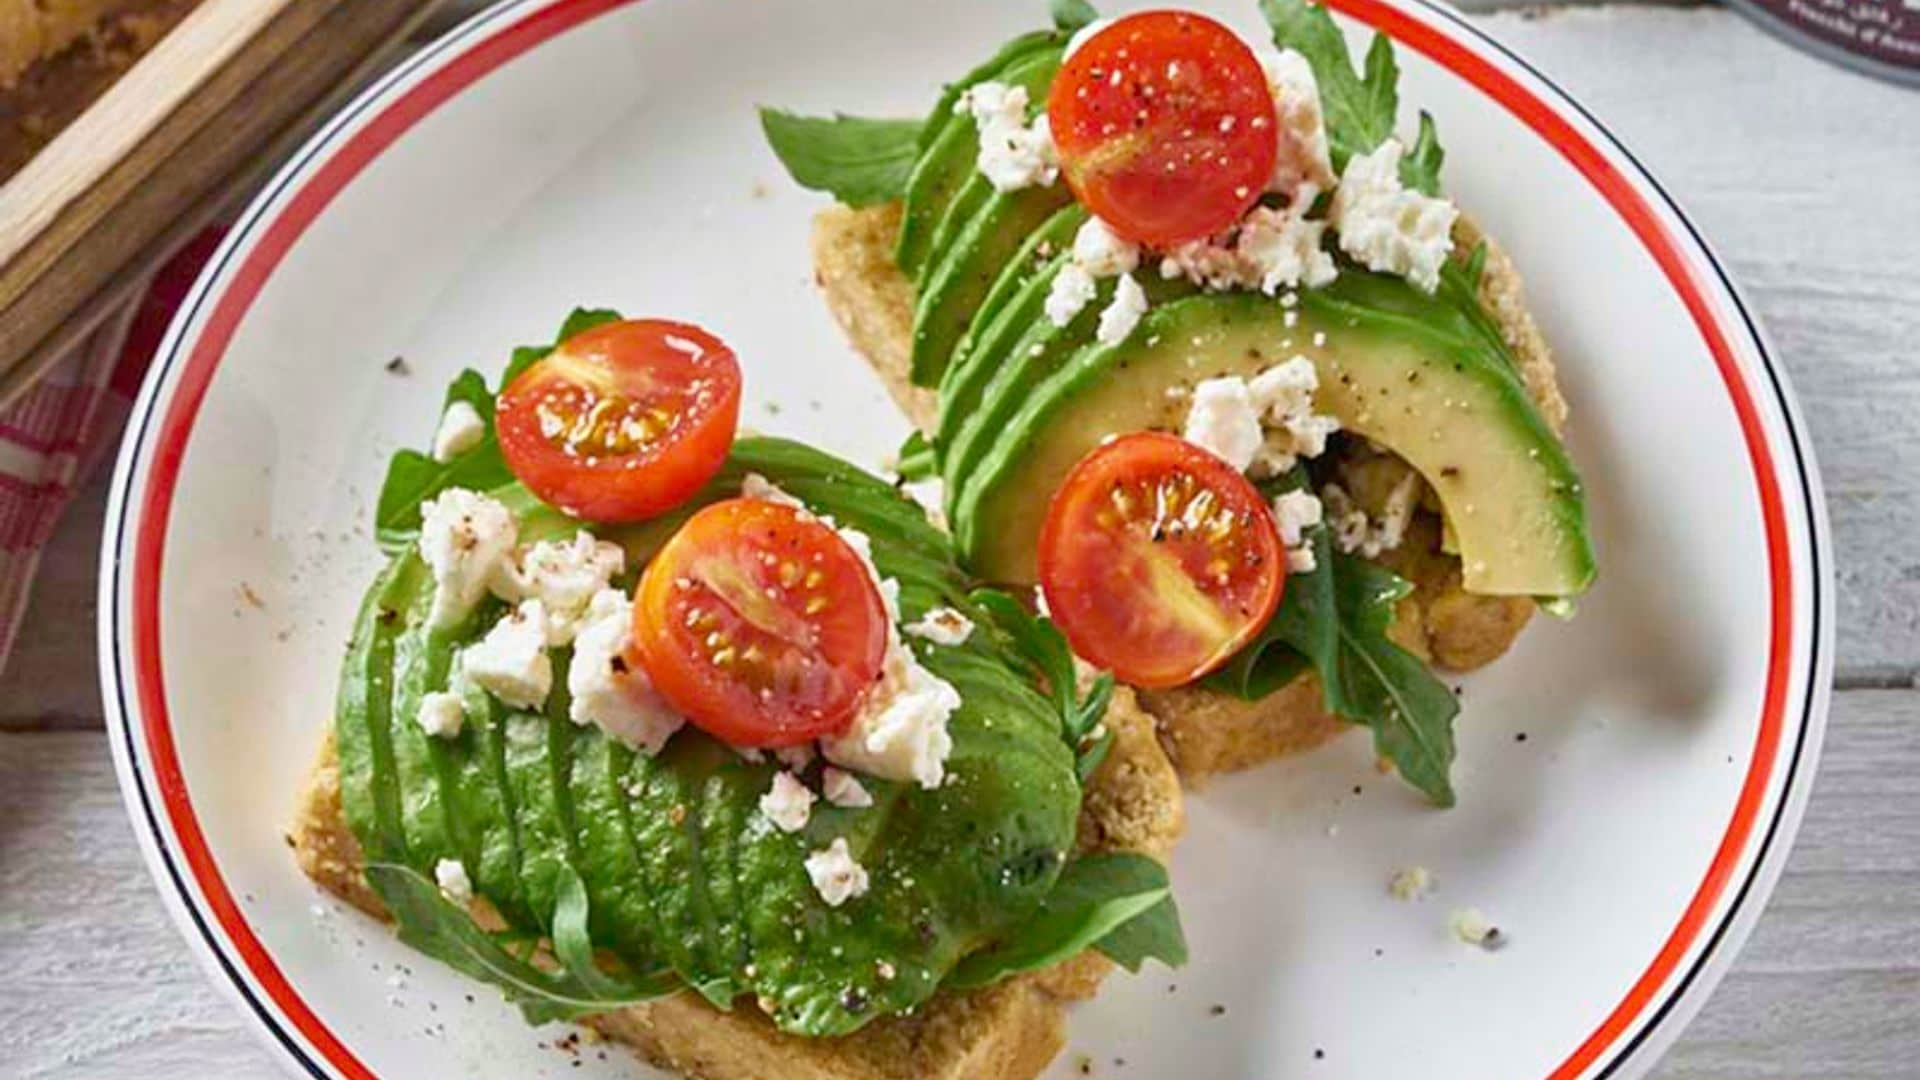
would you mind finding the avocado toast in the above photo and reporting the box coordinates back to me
[292,311,1185,1079]
[763,1,1595,800]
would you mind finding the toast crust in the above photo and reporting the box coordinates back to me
[293,682,1182,1080]
[810,201,1562,780]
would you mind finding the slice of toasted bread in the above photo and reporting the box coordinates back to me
[293,682,1183,1080]
[810,202,1563,779]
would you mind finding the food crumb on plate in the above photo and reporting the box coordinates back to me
[1388,865,1433,901]
[1450,906,1506,949]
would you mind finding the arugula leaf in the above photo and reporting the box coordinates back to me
[1050,0,1099,31]
[946,853,1180,988]
[970,588,1116,780]
[372,369,511,552]
[1326,551,1458,805]
[1095,893,1187,972]
[1259,0,1445,193]
[759,110,924,207]
[373,308,623,552]
[367,863,676,1025]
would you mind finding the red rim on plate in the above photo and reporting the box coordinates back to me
[99,1,1830,1077]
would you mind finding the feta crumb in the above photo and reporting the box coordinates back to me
[1235,202,1337,292]
[1247,356,1340,475]
[805,838,870,907]
[774,743,815,771]
[1450,906,1503,949]
[1096,273,1149,346]
[463,599,553,710]
[567,589,683,754]
[1182,377,1265,471]
[822,634,959,789]
[415,691,465,739]
[957,82,1058,192]
[1321,475,1419,558]
[434,858,473,906]
[741,472,806,509]
[822,767,875,809]
[904,606,974,646]
[498,531,625,645]
[430,400,486,462]
[1158,197,1334,295]
[1271,489,1324,573]
[1331,138,1458,293]
[834,526,900,619]
[1259,48,1335,193]
[759,771,816,833]
[1070,216,1140,278]
[1044,260,1099,326]
[1389,865,1434,901]
[418,489,518,629]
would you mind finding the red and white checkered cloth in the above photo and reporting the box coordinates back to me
[0,228,223,670]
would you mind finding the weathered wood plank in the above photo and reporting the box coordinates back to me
[1,689,1912,1077]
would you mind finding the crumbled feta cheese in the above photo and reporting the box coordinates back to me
[741,472,805,509]
[567,589,684,754]
[1158,197,1334,295]
[822,635,959,789]
[904,606,974,646]
[463,599,553,710]
[1044,261,1099,326]
[1450,906,1503,949]
[774,743,815,771]
[1271,489,1324,573]
[415,690,465,739]
[1096,273,1149,345]
[1182,377,1265,471]
[418,488,517,629]
[498,531,625,645]
[822,767,875,809]
[834,526,900,619]
[1331,138,1458,293]
[1321,475,1419,558]
[1389,865,1434,901]
[759,771,816,833]
[1247,356,1340,474]
[434,858,473,905]
[1071,217,1140,278]
[1260,48,1335,193]
[1235,203,1337,292]
[430,400,486,462]
[957,82,1058,192]
[805,837,870,907]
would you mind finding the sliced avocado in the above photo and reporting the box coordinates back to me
[935,203,1087,431]
[896,46,1063,277]
[955,285,1595,597]
[911,184,1073,386]
[945,271,1196,555]
[918,30,1059,152]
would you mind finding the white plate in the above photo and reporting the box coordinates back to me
[98,1,1833,1077]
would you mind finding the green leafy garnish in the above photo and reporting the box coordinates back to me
[1260,0,1445,194]
[758,110,924,207]
[1050,0,1100,32]
[367,863,676,1025]
[371,307,619,553]
[894,430,938,482]
[971,588,1116,780]
[947,852,1183,987]
[1208,472,1459,805]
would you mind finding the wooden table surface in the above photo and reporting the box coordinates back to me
[3,2,1916,1077]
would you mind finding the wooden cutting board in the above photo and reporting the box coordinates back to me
[0,0,444,409]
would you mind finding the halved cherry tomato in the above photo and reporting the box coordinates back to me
[1038,432,1285,688]
[1047,11,1278,248]
[632,498,888,747]
[496,319,741,522]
